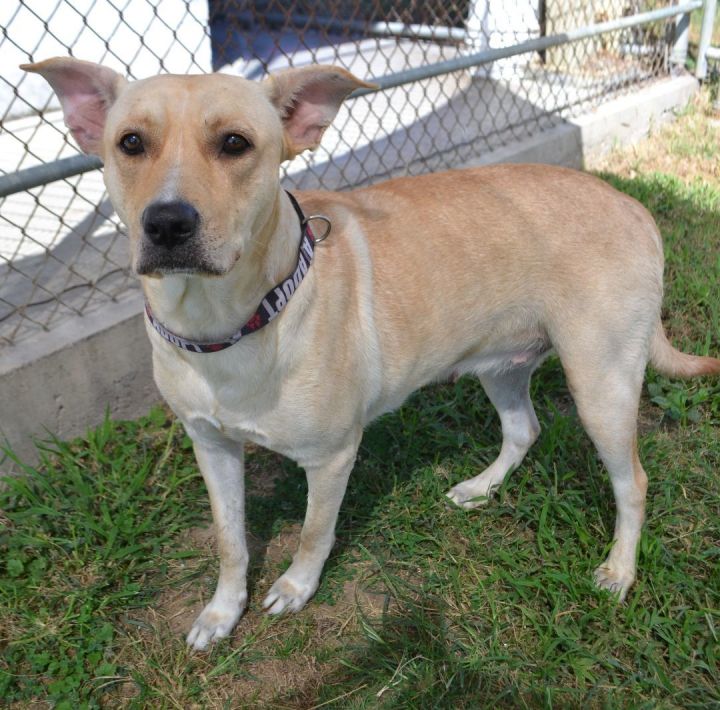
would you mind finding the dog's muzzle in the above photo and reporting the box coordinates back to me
[136,200,221,276]
[142,200,200,248]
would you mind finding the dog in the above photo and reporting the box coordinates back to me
[23,57,719,651]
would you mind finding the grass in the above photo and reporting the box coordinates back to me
[2,93,720,708]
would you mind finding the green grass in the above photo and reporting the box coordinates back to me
[2,104,720,708]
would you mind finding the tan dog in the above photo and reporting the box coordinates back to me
[24,57,720,651]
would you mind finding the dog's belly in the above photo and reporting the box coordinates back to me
[365,334,552,423]
[448,342,553,379]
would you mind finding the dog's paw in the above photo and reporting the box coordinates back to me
[445,479,495,510]
[263,574,317,615]
[593,563,634,601]
[186,594,246,651]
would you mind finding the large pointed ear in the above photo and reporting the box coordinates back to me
[264,65,375,160]
[20,57,127,156]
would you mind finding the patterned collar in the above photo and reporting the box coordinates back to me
[145,191,318,353]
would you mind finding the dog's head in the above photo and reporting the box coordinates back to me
[22,58,371,276]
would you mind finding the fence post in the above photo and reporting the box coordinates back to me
[464,0,540,79]
[670,10,690,67]
[696,0,717,79]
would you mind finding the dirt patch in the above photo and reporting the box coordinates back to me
[256,523,301,572]
[111,522,387,707]
[638,402,663,437]
[131,523,281,639]
[122,526,215,641]
[338,578,388,619]
[245,443,288,497]
[144,581,206,639]
[220,574,386,707]
[226,656,336,708]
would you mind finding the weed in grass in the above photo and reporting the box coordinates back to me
[647,379,718,425]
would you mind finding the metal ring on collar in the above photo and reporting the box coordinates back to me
[303,214,332,243]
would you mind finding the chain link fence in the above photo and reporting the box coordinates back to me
[0,0,697,347]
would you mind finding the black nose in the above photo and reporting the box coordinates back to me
[142,201,200,248]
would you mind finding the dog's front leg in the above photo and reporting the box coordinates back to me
[263,436,361,614]
[186,433,248,651]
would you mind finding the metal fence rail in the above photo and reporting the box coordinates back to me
[0,0,701,347]
[696,0,718,78]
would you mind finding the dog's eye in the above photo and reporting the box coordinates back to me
[119,133,144,155]
[222,134,251,156]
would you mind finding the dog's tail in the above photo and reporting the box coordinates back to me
[650,322,720,378]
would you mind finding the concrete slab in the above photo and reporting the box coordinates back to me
[461,74,699,168]
[0,289,156,470]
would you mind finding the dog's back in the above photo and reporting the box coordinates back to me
[297,164,667,411]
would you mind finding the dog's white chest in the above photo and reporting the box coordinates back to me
[184,410,272,448]
[152,345,312,455]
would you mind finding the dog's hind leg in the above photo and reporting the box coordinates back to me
[560,344,649,601]
[263,433,361,615]
[446,364,540,509]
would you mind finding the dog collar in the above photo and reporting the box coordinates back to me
[145,191,320,353]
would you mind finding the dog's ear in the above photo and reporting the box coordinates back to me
[265,65,375,160]
[21,57,127,156]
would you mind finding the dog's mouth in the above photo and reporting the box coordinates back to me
[135,241,227,277]
[138,266,225,278]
